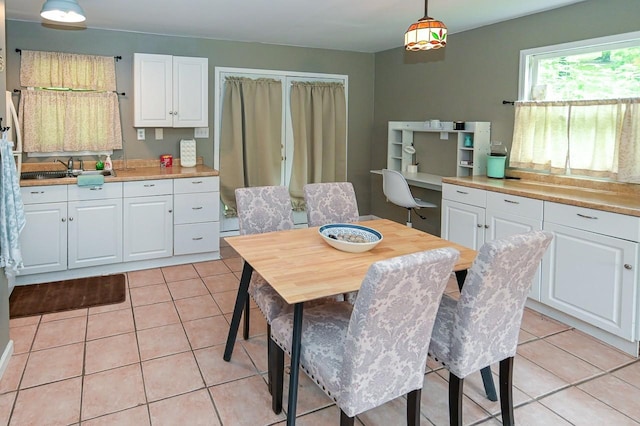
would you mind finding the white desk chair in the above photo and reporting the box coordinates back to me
[382,169,436,228]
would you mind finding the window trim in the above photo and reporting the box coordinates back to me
[518,30,640,101]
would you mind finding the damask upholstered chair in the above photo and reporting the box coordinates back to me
[303,182,359,227]
[303,181,360,303]
[270,248,460,425]
[235,186,296,394]
[428,231,553,426]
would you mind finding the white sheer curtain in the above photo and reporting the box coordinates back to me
[511,98,640,182]
[17,50,122,153]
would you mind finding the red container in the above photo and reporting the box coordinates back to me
[160,154,173,167]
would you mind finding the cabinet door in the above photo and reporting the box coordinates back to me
[441,199,485,250]
[134,53,173,127]
[541,222,638,340]
[486,209,543,300]
[20,203,67,275]
[68,199,123,269]
[124,195,173,262]
[172,56,208,128]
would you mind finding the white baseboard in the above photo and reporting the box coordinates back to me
[0,340,14,382]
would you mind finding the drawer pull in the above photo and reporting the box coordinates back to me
[577,213,598,220]
[30,191,45,194]
[192,206,203,210]
[456,190,469,194]
[504,199,520,204]
[192,237,203,241]
[192,181,203,184]
[89,187,103,191]
[624,264,633,270]
[144,184,156,187]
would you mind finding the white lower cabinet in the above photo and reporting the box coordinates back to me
[123,180,173,262]
[67,183,123,269]
[542,202,639,340]
[173,176,220,255]
[20,185,68,275]
[442,183,547,301]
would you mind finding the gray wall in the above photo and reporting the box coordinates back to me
[0,0,10,369]
[371,0,640,235]
[5,20,376,214]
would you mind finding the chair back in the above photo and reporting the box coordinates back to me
[451,231,553,378]
[382,169,417,209]
[235,186,294,235]
[340,247,459,415]
[303,182,359,227]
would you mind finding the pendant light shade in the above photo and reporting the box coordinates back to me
[40,0,86,23]
[404,0,447,51]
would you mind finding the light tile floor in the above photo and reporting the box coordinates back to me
[1,239,639,425]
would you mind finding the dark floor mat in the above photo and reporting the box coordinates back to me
[9,274,126,318]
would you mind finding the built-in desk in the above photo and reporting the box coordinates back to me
[370,169,443,191]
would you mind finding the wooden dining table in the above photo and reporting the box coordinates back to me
[222,218,478,425]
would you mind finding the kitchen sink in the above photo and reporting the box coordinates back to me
[20,169,117,180]
[20,170,70,180]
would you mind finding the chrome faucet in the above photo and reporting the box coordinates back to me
[55,157,74,174]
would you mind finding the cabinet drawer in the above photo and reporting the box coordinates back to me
[174,193,219,224]
[173,176,219,194]
[124,179,173,197]
[442,183,486,207]
[21,185,67,204]
[68,182,123,201]
[174,222,220,255]
[487,191,543,220]
[544,201,640,241]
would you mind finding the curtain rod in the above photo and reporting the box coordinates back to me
[15,49,122,61]
[13,88,126,96]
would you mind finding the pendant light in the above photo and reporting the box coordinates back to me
[404,0,447,51]
[40,0,86,23]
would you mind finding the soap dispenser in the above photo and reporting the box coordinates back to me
[104,155,113,171]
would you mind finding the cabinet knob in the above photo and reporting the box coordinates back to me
[624,264,633,270]
[168,209,173,213]
[484,224,489,228]
[169,111,174,115]
[69,217,74,221]
[477,224,483,228]
[61,218,66,222]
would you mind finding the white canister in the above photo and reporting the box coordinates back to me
[429,119,441,129]
[406,164,418,173]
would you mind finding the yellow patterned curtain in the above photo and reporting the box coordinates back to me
[20,50,116,91]
[19,90,123,153]
[18,50,122,153]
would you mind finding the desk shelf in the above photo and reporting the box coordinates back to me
[386,121,491,179]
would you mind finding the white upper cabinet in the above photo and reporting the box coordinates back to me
[134,53,208,128]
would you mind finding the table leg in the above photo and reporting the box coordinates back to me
[454,269,498,402]
[223,261,253,362]
[286,303,304,426]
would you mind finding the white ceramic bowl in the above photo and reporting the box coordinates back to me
[318,224,383,253]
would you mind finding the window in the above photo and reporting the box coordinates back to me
[511,32,640,182]
[519,31,640,101]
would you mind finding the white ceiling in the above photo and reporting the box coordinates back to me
[7,0,586,53]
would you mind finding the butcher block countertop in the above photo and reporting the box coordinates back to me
[442,170,640,218]
[19,158,218,187]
